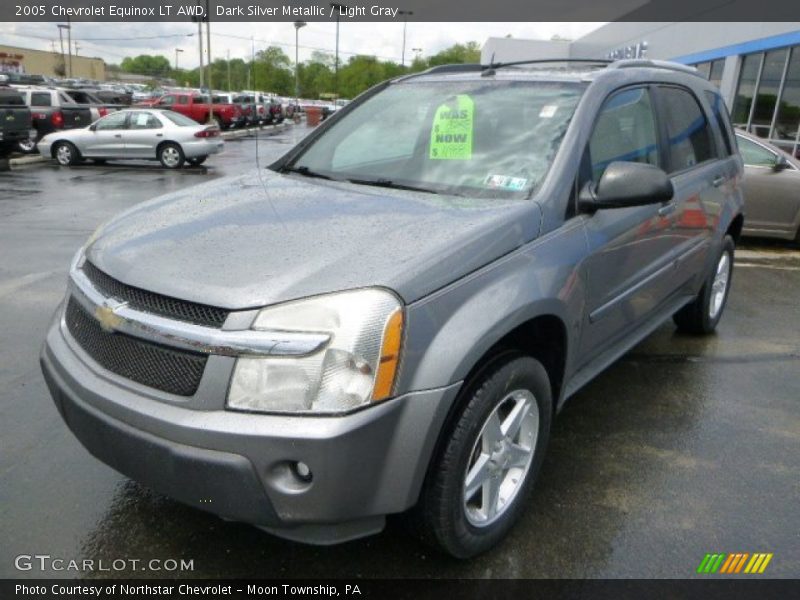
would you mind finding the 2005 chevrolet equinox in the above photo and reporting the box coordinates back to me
[41,59,744,558]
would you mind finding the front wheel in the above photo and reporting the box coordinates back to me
[673,235,735,334]
[53,141,79,166]
[158,143,185,169]
[416,354,552,558]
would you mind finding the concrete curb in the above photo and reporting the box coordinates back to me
[8,122,292,168]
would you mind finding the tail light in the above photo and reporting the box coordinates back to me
[51,111,64,128]
[194,128,220,138]
[98,107,108,117]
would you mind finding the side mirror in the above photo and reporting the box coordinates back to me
[773,155,790,171]
[89,123,97,132]
[579,161,674,212]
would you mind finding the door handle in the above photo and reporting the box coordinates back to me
[114,134,122,138]
[658,203,676,217]
[156,133,163,137]
[712,175,726,188]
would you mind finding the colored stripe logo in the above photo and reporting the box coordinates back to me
[697,553,773,574]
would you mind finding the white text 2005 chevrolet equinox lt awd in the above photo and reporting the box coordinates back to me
[42,59,744,558]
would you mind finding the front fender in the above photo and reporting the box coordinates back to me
[397,218,589,397]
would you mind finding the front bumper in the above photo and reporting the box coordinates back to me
[41,315,460,544]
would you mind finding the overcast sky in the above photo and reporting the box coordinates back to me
[0,22,602,67]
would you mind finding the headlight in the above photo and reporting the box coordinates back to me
[227,288,403,414]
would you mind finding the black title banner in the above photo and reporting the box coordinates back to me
[4,0,800,22]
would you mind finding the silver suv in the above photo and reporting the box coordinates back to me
[41,59,744,558]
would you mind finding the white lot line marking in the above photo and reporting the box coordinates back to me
[735,262,800,271]
[0,271,56,299]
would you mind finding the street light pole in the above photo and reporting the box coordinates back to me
[174,48,183,70]
[294,21,306,108]
[330,3,346,99]
[205,0,212,96]
[398,10,413,67]
[197,20,204,88]
[227,49,231,91]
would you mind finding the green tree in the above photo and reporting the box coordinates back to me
[120,54,172,77]
[427,42,481,67]
[254,46,293,95]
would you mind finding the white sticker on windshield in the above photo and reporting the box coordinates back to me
[539,105,558,118]
[484,175,528,191]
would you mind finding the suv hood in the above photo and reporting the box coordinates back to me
[86,170,542,309]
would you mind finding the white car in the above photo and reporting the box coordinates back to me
[38,109,224,169]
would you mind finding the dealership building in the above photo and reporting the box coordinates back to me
[483,23,800,155]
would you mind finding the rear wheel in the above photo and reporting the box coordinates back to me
[415,354,552,558]
[187,156,207,166]
[53,141,79,166]
[158,143,184,169]
[17,137,38,154]
[673,235,735,334]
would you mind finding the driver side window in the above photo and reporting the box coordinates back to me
[588,87,660,182]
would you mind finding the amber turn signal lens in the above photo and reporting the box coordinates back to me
[371,308,403,402]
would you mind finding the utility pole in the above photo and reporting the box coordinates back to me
[57,24,67,76]
[251,36,255,90]
[227,49,231,91]
[294,21,306,108]
[205,0,212,98]
[398,10,413,67]
[174,48,183,70]
[66,17,73,78]
[74,42,80,57]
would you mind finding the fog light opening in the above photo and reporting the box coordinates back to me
[294,461,312,483]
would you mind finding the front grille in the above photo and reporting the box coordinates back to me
[82,261,229,328]
[65,297,207,396]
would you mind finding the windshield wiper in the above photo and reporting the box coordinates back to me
[280,165,337,181]
[346,177,442,195]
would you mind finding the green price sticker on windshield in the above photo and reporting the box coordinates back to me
[430,95,474,160]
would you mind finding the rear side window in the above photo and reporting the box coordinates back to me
[589,87,660,181]
[659,87,715,171]
[0,89,25,106]
[31,92,51,106]
[704,91,734,156]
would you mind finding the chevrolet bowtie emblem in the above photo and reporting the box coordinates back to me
[94,299,128,332]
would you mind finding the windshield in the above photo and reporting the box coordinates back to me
[284,80,585,198]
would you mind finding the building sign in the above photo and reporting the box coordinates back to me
[606,41,648,60]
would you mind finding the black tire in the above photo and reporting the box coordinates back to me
[17,137,38,154]
[415,354,553,558]
[673,235,735,334]
[158,143,185,169]
[187,156,207,166]
[53,141,80,166]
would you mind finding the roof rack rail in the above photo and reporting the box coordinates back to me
[608,59,701,76]
[482,58,613,71]
[419,64,484,75]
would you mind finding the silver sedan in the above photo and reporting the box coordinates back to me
[38,109,224,169]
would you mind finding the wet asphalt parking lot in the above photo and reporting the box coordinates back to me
[1,125,798,579]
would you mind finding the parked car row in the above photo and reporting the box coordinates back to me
[138,90,286,129]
